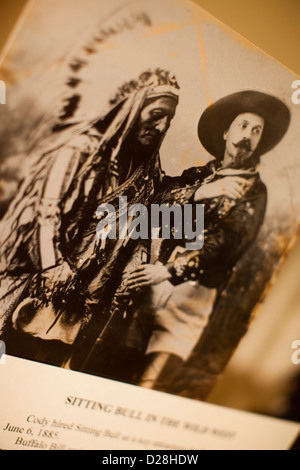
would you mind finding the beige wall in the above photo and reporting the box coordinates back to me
[193,0,300,76]
[0,0,299,75]
[0,0,27,52]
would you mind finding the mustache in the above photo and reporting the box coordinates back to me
[233,139,252,152]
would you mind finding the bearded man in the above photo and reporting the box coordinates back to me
[123,90,290,389]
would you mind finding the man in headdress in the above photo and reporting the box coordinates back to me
[0,69,180,366]
[124,90,290,388]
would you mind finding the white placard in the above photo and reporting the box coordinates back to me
[0,356,298,451]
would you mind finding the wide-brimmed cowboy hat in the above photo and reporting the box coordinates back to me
[198,90,291,160]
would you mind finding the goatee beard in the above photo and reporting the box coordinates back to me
[230,150,256,170]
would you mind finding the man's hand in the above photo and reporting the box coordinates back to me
[30,262,75,301]
[123,264,171,291]
[44,262,74,288]
[195,176,251,201]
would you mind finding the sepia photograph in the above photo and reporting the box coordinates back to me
[0,0,300,411]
